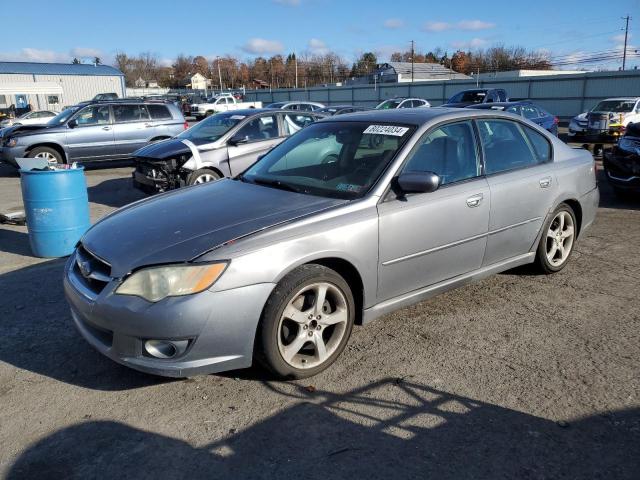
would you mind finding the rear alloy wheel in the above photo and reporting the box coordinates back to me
[187,168,221,186]
[535,203,577,273]
[257,265,355,379]
[28,146,63,166]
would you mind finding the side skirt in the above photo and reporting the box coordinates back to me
[362,252,535,325]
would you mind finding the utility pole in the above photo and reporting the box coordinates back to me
[295,52,298,89]
[410,40,415,82]
[216,56,223,93]
[622,15,631,70]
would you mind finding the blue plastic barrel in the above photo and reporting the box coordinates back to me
[20,167,91,258]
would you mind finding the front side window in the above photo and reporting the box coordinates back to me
[283,113,316,135]
[403,121,480,185]
[74,105,111,126]
[113,104,149,123]
[477,119,543,174]
[235,115,278,142]
[242,121,413,199]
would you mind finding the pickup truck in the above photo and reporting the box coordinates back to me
[190,94,262,120]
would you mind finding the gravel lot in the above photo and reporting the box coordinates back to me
[0,157,639,479]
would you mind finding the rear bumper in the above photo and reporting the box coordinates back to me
[579,186,600,236]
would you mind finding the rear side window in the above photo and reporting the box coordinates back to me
[477,119,544,174]
[523,125,552,163]
[113,104,149,123]
[403,120,480,185]
[147,104,172,120]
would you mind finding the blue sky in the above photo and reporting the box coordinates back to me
[1,0,638,69]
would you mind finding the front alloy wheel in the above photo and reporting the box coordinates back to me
[257,264,355,379]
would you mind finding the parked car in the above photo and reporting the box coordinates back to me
[65,108,598,379]
[132,109,321,191]
[316,105,368,116]
[191,94,262,120]
[375,97,430,109]
[92,93,119,101]
[603,122,640,196]
[467,101,559,135]
[441,88,508,108]
[0,110,57,127]
[0,100,187,167]
[568,112,588,138]
[265,101,325,112]
[581,97,640,139]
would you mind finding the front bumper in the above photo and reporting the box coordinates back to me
[603,151,640,192]
[63,252,275,377]
[0,145,27,167]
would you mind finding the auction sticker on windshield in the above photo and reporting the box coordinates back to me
[363,125,409,136]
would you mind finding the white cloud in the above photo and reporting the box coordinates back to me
[273,0,300,5]
[423,19,495,32]
[70,47,103,59]
[451,38,488,49]
[457,20,495,31]
[241,38,284,55]
[384,18,404,29]
[423,21,451,32]
[308,38,329,55]
[0,48,70,63]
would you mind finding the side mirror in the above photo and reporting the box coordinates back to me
[68,119,78,128]
[228,135,248,146]
[397,171,440,194]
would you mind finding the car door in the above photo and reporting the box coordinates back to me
[110,104,153,156]
[65,104,115,161]
[377,120,490,301]
[477,119,557,266]
[227,113,282,175]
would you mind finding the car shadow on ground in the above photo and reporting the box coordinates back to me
[0,259,171,391]
[5,379,639,479]
[0,163,19,178]
[87,176,147,208]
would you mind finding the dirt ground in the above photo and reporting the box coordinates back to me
[0,160,639,479]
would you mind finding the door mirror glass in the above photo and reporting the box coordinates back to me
[68,119,78,128]
[397,171,440,194]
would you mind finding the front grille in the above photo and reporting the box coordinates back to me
[73,245,112,295]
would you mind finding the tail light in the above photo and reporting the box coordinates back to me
[183,121,189,130]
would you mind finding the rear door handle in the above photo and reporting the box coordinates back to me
[539,177,552,188]
[144,123,153,128]
[466,193,483,208]
[102,126,111,131]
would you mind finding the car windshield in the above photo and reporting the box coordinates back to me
[376,99,403,109]
[46,107,79,126]
[266,102,287,108]
[591,100,636,113]
[450,91,486,103]
[241,121,414,200]
[176,112,246,145]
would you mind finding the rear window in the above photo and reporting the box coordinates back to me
[147,104,172,120]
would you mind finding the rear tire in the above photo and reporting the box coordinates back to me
[256,264,355,379]
[27,146,64,165]
[186,168,221,186]
[534,203,577,274]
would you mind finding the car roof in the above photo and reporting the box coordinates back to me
[598,97,640,101]
[467,101,534,109]
[323,107,522,126]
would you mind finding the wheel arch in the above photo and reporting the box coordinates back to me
[560,198,583,238]
[25,142,67,163]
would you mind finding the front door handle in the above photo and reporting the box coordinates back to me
[144,123,153,128]
[539,177,552,188]
[466,193,483,208]
[102,126,111,131]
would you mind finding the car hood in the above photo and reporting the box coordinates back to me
[81,179,346,277]
[134,138,192,161]
[2,123,65,138]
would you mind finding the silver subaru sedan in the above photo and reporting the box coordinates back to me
[64,108,599,379]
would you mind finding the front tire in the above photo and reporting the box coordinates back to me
[535,203,577,274]
[27,146,63,165]
[186,168,221,186]
[257,264,355,379]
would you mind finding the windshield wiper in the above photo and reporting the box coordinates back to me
[249,176,301,193]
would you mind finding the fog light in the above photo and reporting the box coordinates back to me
[144,339,189,359]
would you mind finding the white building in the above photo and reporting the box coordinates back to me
[189,73,211,91]
[0,62,125,112]
[474,69,590,80]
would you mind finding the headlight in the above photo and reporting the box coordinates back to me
[5,137,17,147]
[116,262,228,302]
